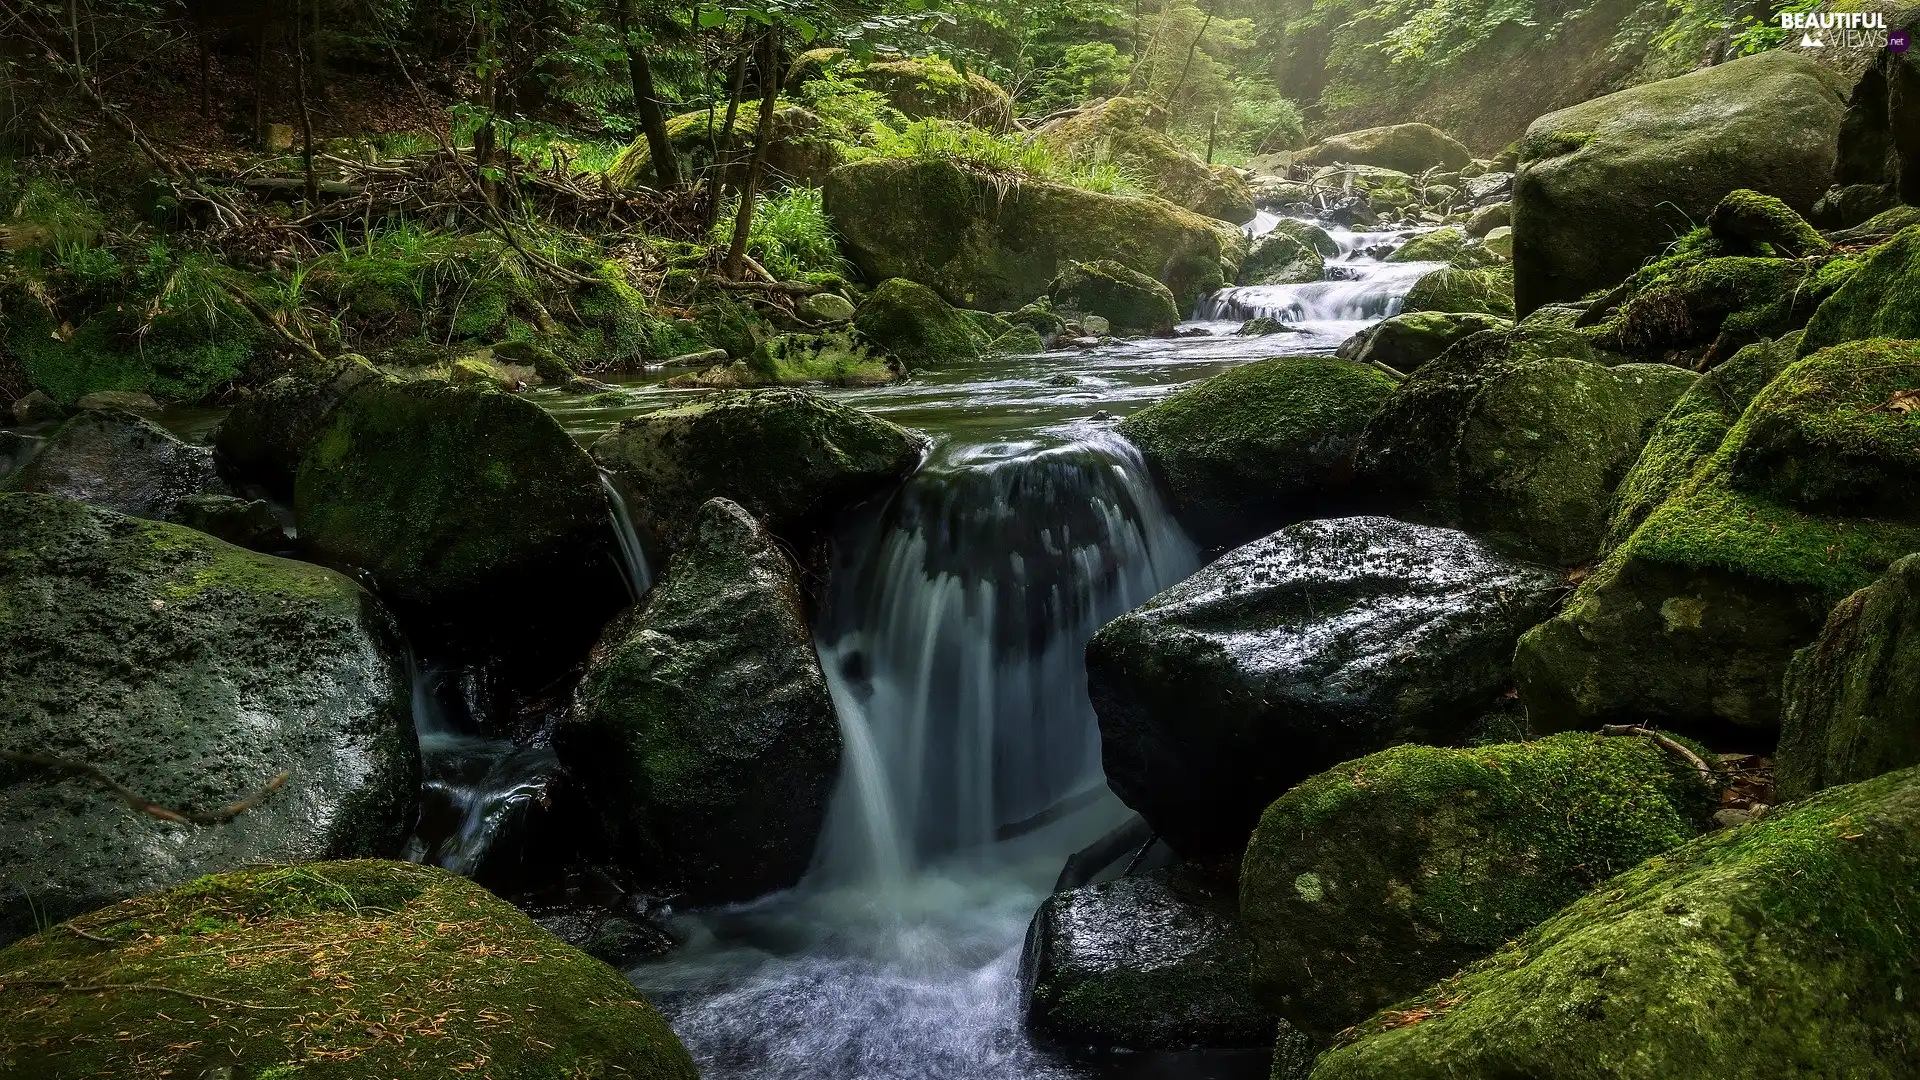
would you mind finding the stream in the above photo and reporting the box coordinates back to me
[415,220,1436,1080]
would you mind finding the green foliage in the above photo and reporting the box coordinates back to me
[711,187,849,280]
[864,118,1142,193]
[1023,41,1132,116]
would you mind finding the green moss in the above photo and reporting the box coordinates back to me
[1607,256,1823,361]
[1241,732,1714,1039]
[749,331,898,385]
[1387,228,1495,269]
[1049,259,1179,335]
[856,56,1013,130]
[1037,97,1255,223]
[1800,226,1920,353]
[1401,267,1515,317]
[852,277,990,369]
[1311,766,1920,1079]
[3,294,259,406]
[0,861,697,1080]
[1707,188,1830,257]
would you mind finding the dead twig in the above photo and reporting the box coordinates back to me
[0,749,289,826]
[1597,724,1718,788]
[1,978,294,1011]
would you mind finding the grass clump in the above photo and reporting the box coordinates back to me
[862,118,1143,195]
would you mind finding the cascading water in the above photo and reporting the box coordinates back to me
[601,469,653,599]
[1192,213,1438,328]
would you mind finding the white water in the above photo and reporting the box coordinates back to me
[1191,216,1438,331]
[601,469,653,599]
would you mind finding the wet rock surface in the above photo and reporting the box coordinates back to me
[3,408,229,521]
[1088,516,1563,856]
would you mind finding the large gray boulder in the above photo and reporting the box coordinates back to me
[591,387,926,555]
[0,493,418,943]
[559,498,841,903]
[1298,124,1473,174]
[1513,51,1850,314]
[1022,865,1278,1051]
[4,409,229,521]
[1087,517,1563,857]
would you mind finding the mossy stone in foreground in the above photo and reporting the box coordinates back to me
[293,377,606,609]
[1517,339,1920,741]
[1118,357,1397,548]
[3,408,229,522]
[1049,259,1179,336]
[1707,188,1830,257]
[590,387,925,553]
[560,499,840,902]
[0,494,417,944]
[1798,225,1920,354]
[0,860,698,1080]
[1309,766,1920,1080]
[1777,555,1920,800]
[1241,733,1714,1041]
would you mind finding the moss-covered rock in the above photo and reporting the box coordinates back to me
[1387,227,1496,269]
[1118,357,1397,548]
[824,157,1232,311]
[293,378,612,660]
[1516,338,1920,741]
[1799,224,1920,354]
[1039,97,1256,223]
[3,408,230,522]
[1243,732,1714,1041]
[1401,266,1514,317]
[855,55,1014,130]
[1707,188,1831,257]
[748,330,899,386]
[1088,517,1563,857]
[214,358,380,496]
[1513,52,1850,314]
[1339,311,1511,374]
[1050,259,1180,336]
[1309,765,1920,1080]
[589,386,925,555]
[1298,124,1473,174]
[1602,334,1799,555]
[1597,254,1835,366]
[1022,864,1280,1051]
[853,277,993,368]
[606,102,842,189]
[1354,337,1695,565]
[1239,222,1335,286]
[558,499,837,903]
[0,288,263,407]
[0,494,417,943]
[1777,555,1920,801]
[0,860,697,1078]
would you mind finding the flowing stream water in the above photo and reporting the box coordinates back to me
[421,219,1438,1079]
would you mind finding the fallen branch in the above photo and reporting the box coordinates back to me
[0,749,289,825]
[2,978,293,1011]
[709,278,827,297]
[1597,724,1718,788]
[218,282,330,366]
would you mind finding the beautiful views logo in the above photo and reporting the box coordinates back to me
[1779,8,1892,49]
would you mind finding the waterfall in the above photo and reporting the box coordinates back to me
[401,659,559,881]
[808,429,1198,888]
[1194,217,1440,325]
[602,469,652,599]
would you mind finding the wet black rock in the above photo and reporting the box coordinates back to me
[1087,517,1563,856]
[1022,865,1278,1051]
[216,358,380,495]
[0,493,419,944]
[3,408,229,521]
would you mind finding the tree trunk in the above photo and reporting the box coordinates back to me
[618,0,680,190]
[704,47,749,233]
[724,29,780,279]
[295,0,317,204]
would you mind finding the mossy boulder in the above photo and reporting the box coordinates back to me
[589,387,925,555]
[1707,188,1831,257]
[1513,51,1849,313]
[214,358,380,495]
[1239,221,1336,286]
[1401,266,1514,317]
[1050,259,1180,336]
[559,499,839,903]
[855,55,1014,130]
[0,494,417,943]
[1087,516,1563,857]
[1309,765,1920,1080]
[1039,97,1257,223]
[1298,124,1472,175]
[825,157,1232,311]
[1515,338,1920,742]
[0,860,697,1078]
[1799,225,1920,354]
[1595,254,1838,367]
[1118,357,1398,548]
[1353,337,1696,565]
[607,102,842,189]
[1338,311,1511,374]
[1602,335,1799,556]
[853,277,994,368]
[748,330,899,386]
[1777,555,1920,801]
[0,290,262,407]
[1387,227,1495,269]
[3,408,230,522]
[1021,865,1280,1051]
[293,378,614,666]
[1243,732,1714,1041]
